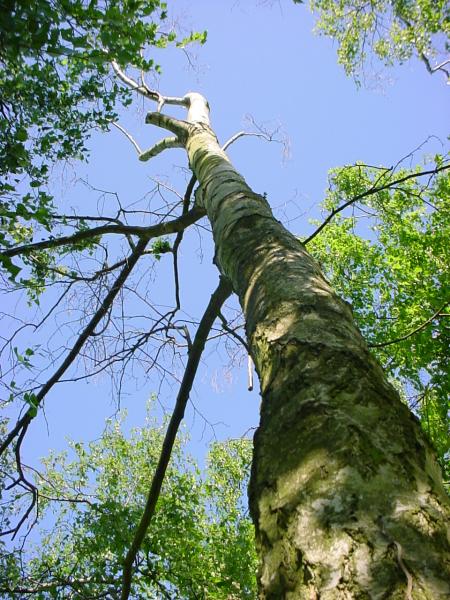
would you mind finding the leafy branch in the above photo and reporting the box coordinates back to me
[369,301,449,348]
[304,164,450,245]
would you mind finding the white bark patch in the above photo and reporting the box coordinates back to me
[184,92,211,125]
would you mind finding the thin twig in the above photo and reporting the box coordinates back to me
[0,427,38,539]
[0,239,149,459]
[111,122,143,155]
[222,130,277,151]
[217,311,249,352]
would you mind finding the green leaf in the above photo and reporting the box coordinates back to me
[0,255,22,280]
[16,128,28,142]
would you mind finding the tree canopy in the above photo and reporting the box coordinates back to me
[1,405,256,598]
[308,0,450,83]
[307,161,450,481]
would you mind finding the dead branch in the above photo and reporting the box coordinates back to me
[120,275,233,600]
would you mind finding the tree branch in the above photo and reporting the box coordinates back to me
[145,111,190,139]
[304,164,450,245]
[1,207,204,258]
[421,53,450,78]
[0,238,150,459]
[111,121,143,155]
[120,275,233,600]
[222,129,285,152]
[170,175,197,312]
[0,577,118,597]
[369,301,449,349]
[111,60,188,108]
[217,311,249,352]
[139,136,184,161]
[1,224,133,257]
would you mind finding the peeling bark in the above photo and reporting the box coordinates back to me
[180,95,450,598]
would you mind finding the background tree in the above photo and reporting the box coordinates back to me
[306,0,449,83]
[307,161,450,483]
[0,1,449,598]
[1,404,256,598]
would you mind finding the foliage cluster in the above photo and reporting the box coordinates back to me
[308,162,450,479]
[0,0,204,295]
[310,0,450,82]
[0,407,257,598]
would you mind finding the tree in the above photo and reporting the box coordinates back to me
[1,1,449,598]
[307,0,450,83]
[1,405,257,598]
[307,162,450,485]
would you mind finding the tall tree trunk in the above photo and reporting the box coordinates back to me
[165,94,450,598]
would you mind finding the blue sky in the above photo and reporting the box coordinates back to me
[7,1,448,477]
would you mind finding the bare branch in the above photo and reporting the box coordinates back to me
[0,238,150,459]
[120,275,233,600]
[139,136,184,162]
[170,175,198,312]
[426,57,450,76]
[217,311,249,352]
[1,206,204,258]
[111,59,159,101]
[1,224,142,258]
[222,129,284,152]
[111,122,143,155]
[111,60,188,108]
[247,354,254,392]
[145,111,190,139]
[113,122,184,162]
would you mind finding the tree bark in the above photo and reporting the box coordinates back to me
[182,95,450,598]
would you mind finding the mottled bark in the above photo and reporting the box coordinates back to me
[160,95,450,598]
